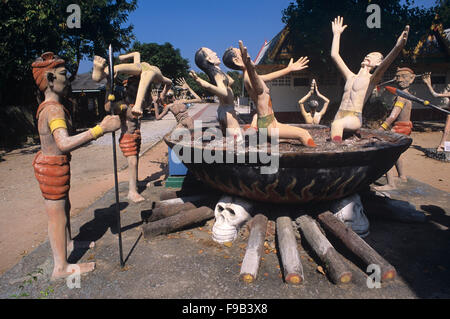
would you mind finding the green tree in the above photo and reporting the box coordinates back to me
[281,0,438,73]
[129,41,190,81]
[0,0,137,106]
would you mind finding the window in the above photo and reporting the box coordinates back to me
[270,76,291,86]
[293,78,310,86]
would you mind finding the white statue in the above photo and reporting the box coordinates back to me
[330,193,370,238]
[212,195,253,244]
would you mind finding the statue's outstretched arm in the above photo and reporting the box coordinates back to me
[260,57,309,82]
[189,70,228,97]
[48,104,120,153]
[422,73,450,98]
[330,16,353,80]
[372,26,409,83]
[239,40,264,95]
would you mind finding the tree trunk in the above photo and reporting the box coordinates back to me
[318,211,396,282]
[153,195,210,209]
[142,206,214,240]
[240,214,268,283]
[147,202,198,223]
[296,215,352,284]
[276,216,304,284]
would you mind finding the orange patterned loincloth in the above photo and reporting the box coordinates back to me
[32,151,71,200]
[119,130,141,157]
[393,121,413,136]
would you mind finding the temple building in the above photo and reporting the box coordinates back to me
[70,72,107,127]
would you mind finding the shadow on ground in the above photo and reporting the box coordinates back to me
[1,173,449,299]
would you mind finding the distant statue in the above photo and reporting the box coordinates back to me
[105,75,145,202]
[422,72,450,152]
[32,52,121,280]
[190,47,243,141]
[330,16,409,142]
[222,41,316,147]
[92,51,172,118]
[154,77,202,130]
[376,67,415,191]
[298,79,329,125]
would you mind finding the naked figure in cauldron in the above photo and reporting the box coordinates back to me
[330,16,409,143]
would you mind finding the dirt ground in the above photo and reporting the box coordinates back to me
[0,129,448,276]
[0,141,169,275]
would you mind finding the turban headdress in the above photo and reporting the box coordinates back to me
[31,52,65,92]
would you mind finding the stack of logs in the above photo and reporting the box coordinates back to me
[141,189,218,240]
[239,212,397,285]
[141,189,408,286]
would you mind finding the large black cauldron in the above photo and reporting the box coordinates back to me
[164,125,412,204]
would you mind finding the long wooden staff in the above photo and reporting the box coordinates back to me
[107,44,125,268]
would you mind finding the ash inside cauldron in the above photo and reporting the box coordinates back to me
[165,124,412,204]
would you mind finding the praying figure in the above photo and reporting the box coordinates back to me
[222,40,316,147]
[330,16,409,142]
[298,79,330,125]
[32,52,121,280]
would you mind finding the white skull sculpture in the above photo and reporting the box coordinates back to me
[212,195,252,244]
[330,193,370,238]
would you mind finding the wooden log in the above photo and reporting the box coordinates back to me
[318,211,396,282]
[296,215,352,284]
[147,202,198,223]
[360,193,427,223]
[276,216,304,285]
[240,214,268,284]
[153,195,210,209]
[159,189,182,201]
[142,206,215,240]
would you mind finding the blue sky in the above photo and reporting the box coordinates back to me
[78,0,439,74]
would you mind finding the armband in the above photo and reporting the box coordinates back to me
[49,118,67,133]
[89,125,104,140]
[381,122,390,131]
[394,101,405,109]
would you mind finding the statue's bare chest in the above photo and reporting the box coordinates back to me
[346,74,371,93]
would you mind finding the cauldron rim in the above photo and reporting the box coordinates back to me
[163,125,412,167]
